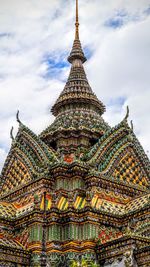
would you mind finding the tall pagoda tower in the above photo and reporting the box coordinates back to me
[0,1,150,266]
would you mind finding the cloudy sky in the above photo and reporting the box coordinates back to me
[0,0,150,170]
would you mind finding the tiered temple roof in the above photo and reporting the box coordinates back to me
[0,1,149,266]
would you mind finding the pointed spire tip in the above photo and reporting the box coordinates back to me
[75,0,79,40]
[68,0,87,64]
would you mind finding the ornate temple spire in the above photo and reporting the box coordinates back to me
[68,0,87,63]
[51,0,106,117]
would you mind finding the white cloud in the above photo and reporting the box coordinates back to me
[87,15,150,157]
[0,0,150,170]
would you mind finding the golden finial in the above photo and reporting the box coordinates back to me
[75,0,79,39]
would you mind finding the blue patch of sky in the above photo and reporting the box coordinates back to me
[106,6,150,28]
[116,9,128,18]
[104,9,129,29]
[107,97,126,108]
[0,32,12,38]
[84,46,93,60]
[144,6,150,16]
[105,18,124,29]
[41,53,69,79]
[47,58,68,69]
